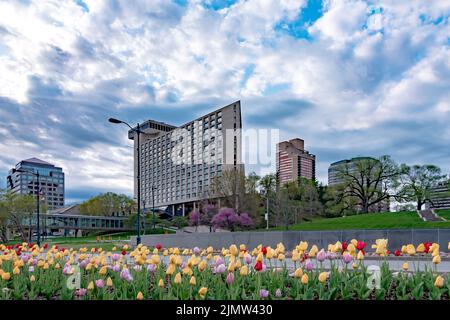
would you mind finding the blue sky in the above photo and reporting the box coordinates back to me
[0,0,450,204]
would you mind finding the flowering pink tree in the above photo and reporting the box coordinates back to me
[188,210,201,228]
[238,213,253,228]
[211,208,240,231]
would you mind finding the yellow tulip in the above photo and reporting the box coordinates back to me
[136,291,144,300]
[174,272,182,284]
[434,276,444,288]
[43,263,49,270]
[301,274,309,285]
[352,263,358,270]
[308,245,318,257]
[182,266,193,276]
[256,253,264,262]
[13,266,20,275]
[406,244,416,256]
[198,260,207,272]
[318,272,328,283]
[99,266,107,275]
[229,245,238,256]
[87,281,94,290]
[357,251,364,260]
[448,242,450,251]
[291,253,299,262]
[166,263,175,275]
[402,262,409,271]
[294,268,303,278]
[278,254,285,261]
[189,276,196,286]
[198,287,207,299]
[30,275,36,282]
[158,279,164,288]
[1,272,10,281]
[416,243,425,253]
[55,263,61,269]
[107,277,113,287]
[432,255,441,264]
[240,265,249,276]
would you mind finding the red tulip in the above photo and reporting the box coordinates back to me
[394,250,401,256]
[342,241,348,252]
[28,243,34,248]
[43,244,48,249]
[424,242,432,253]
[155,243,162,250]
[261,247,267,255]
[356,241,366,251]
[300,253,309,263]
[254,261,263,271]
[121,250,127,256]
[16,250,21,256]
[61,247,65,252]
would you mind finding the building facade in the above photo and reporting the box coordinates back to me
[129,101,243,215]
[328,157,389,212]
[427,181,450,209]
[6,158,65,210]
[276,138,316,185]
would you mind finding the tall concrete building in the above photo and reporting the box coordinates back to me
[328,157,389,212]
[129,101,243,215]
[276,138,316,185]
[6,158,65,210]
[427,181,450,209]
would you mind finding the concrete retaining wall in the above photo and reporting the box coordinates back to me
[131,228,450,251]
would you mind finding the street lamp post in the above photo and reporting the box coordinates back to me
[152,185,156,230]
[109,118,143,246]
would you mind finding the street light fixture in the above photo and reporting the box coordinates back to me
[151,185,157,230]
[12,168,41,246]
[109,117,143,245]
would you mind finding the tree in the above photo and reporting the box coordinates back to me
[211,208,240,231]
[210,170,262,223]
[397,164,448,210]
[273,183,300,230]
[296,178,324,218]
[334,156,399,214]
[79,192,136,216]
[0,190,35,242]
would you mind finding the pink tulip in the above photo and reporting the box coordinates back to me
[226,272,235,284]
[317,250,326,262]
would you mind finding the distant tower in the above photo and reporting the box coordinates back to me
[276,138,316,186]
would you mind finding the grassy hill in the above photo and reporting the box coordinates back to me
[270,210,450,231]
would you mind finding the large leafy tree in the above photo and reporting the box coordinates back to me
[398,164,448,210]
[334,155,400,214]
[79,192,136,216]
[0,190,35,242]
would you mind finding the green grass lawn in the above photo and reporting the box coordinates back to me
[436,209,450,220]
[270,211,450,231]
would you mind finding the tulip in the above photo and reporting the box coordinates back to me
[189,276,196,286]
[223,272,234,285]
[394,250,401,256]
[352,263,358,270]
[434,275,444,288]
[30,275,36,282]
[416,243,425,253]
[137,292,144,300]
[318,272,328,283]
[1,272,10,281]
[304,260,314,271]
[357,251,364,260]
[240,265,249,276]
[198,287,208,299]
[174,272,182,284]
[406,244,416,256]
[301,274,309,285]
[87,281,94,290]
[106,277,113,287]
[13,266,20,275]
[75,288,87,297]
[343,253,352,264]
[402,262,409,271]
[275,288,282,298]
[254,261,263,272]
[432,255,441,265]
[294,268,303,278]
[259,289,269,298]
[229,245,238,256]
[198,260,207,272]
[99,266,107,275]
[215,264,226,274]
[95,279,105,289]
[147,264,156,273]
[316,249,326,262]
[166,263,176,275]
[193,247,200,255]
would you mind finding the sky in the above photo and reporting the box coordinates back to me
[0,0,450,204]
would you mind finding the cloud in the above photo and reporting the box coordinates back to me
[0,0,450,202]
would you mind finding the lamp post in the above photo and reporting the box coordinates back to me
[152,185,156,230]
[109,118,142,245]
[13,169,41,246]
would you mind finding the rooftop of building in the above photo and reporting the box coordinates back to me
[21,157,54,166]
[329,156,376,167]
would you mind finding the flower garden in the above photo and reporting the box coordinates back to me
[0,239,449,300]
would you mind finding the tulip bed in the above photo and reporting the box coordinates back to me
[0,240,449,300]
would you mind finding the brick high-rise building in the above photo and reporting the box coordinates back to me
[276,138,316,185]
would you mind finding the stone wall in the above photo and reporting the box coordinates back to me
[131,228,450,251]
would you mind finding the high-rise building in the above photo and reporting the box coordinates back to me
[6,158,65,210]
[276,138,316,185]
[328,157,389,212]
[427,181,450,209]
[129,101,243,215]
